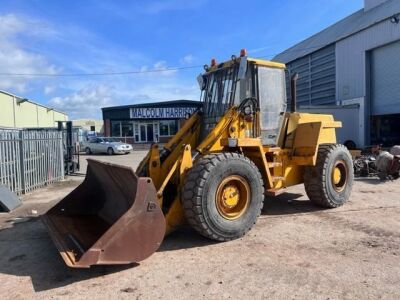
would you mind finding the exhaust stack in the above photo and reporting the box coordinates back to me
[290,73,299,113]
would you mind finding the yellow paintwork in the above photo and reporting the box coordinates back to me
[247,58,285,69]
[136,57,342,235]
[206,57,285,74]
[216,175,250,220]
[137,113,201,234]
[333,167,341,184]
[224,186,239,206]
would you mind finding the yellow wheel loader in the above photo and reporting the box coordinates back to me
[43,49,354,268]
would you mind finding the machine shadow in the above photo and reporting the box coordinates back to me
[354,177,387,185]
[160,192,326,253]
[158,227,217,252]
[0,217,135,292]
[0,192,326,292]
[262,192,325,216]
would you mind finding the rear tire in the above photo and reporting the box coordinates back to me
[182,153,264,241]
[304,144,353,208]
[107,147,114,155]
[85,147,92,155]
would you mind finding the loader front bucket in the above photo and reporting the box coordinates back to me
[42,159,166,268]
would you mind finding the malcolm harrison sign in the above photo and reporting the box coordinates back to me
[130,106,197,119]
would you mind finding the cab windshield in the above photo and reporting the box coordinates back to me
[201,63,255,121]
[202,65,239,120]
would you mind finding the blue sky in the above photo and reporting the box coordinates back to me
[0,0,363,119]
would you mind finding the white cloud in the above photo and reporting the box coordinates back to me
[138,60,178,77]
[0,13,200,119]
[131,83,199,102]
[0,14,57,93]
[180,54,194,64]
[44,85,57,95]
[47,79,199,119]
[48,84,114,119]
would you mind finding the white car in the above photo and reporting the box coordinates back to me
[83,137,133,155]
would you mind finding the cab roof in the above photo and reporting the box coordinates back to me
[206,57,286,74]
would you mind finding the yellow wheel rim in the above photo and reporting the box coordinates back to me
[216,175,250,220]
[331,160,348,192]
[333,167,341,184]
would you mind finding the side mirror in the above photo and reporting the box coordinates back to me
[197,74,206,90]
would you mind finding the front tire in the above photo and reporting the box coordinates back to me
[304,144,353,208]
[182,153,264,241]
[107,147,114,155]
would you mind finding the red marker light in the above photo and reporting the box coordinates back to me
[240,49,247,57]
[211,58,217,67]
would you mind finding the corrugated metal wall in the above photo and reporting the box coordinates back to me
[371,41,400,115]
[336,18,400,101]
[285,44,336,109]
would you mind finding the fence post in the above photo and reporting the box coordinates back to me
[59,132,65,180]
[18,130,26,193]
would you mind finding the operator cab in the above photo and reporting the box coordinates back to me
[198,49,287,146]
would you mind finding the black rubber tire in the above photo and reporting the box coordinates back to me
[304,144,353,208]
[85,147,91,155]
[107,147,114,155]
[182,153,264,241]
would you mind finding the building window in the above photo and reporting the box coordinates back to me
[121,121,133,137]
[134,123,139,142]
[159,120,178,136]
[159,121,169,136]
[170,120,178,135]
[90,126,95,131]
[140,124,146,141]
[111,121,121,137]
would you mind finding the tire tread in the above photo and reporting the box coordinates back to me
[182,152,264,241]
[304,144,353,208]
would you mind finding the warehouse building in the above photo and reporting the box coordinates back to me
[102,100,201,144]
[0,90,67,128]
[274,0,400,147]
[72,119,104,134]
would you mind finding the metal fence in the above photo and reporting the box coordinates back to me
[0,128,64,194]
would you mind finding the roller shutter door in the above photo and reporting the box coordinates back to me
[371,41,400,116]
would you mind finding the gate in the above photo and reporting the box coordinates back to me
[0,128,64,194]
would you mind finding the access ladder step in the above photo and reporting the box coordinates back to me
[272,176,285,182]
[268,162,282,168]
[266,188,286,197]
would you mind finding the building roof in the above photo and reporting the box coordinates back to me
[102,99,201,111]
[0,89,67,115]
[274,0,400,63]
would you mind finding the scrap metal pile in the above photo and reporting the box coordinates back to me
[354,145,400,180]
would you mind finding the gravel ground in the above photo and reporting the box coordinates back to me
[0,151,399,299]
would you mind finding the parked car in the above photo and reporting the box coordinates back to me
[82,137,133,155]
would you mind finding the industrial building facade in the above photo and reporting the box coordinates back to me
[0,90,68,128]
[275,0,400,148]
[72,119,104,134]
[102,100,201,144]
